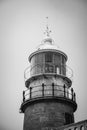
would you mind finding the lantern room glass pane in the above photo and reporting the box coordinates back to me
[54,54,61,65]
[45,64,54,73]
[45,53,53,62]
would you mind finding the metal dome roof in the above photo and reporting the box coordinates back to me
[28,37,68,62]
[37,38,59,50]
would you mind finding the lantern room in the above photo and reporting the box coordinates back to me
[29,38,67,77]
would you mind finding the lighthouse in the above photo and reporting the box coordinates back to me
[20,26,77,130]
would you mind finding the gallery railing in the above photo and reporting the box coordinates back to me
[22,83,76,103]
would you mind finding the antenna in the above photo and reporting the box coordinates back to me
[44,17,52,37]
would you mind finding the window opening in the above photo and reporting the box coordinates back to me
[65,113,73,125]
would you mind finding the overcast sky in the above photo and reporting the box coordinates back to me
[0,0,87,130]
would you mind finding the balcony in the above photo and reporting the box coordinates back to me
[20,83,77,113]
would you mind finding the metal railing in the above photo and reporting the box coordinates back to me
[22,83,76,103]
[24,63,73,81]
[59,120,87,130]
[41,120,87,130]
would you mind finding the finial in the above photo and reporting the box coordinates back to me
[44,17,52,37]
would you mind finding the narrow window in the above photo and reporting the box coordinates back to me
[65,113,73,125]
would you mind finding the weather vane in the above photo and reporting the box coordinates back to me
[44,17,52,37]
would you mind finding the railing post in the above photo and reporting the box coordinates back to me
[52,83,54,96]
[23,91,25,102]
[71,88,74,101]
[64,84,66,97]
[74,92,76,102]
[42,83,44,97]
[67,90,69,99]
[30,87,32,99]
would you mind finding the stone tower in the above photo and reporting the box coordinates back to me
[20,32,77,130]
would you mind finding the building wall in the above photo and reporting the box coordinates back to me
[23,101,74,130]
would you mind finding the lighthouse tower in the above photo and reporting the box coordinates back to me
[20,26,77,130]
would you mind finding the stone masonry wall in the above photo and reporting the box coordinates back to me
[23,101,73,130]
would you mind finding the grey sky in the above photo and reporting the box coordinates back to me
[0,0,87,130]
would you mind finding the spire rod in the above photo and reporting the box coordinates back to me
[44,17,52,37]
